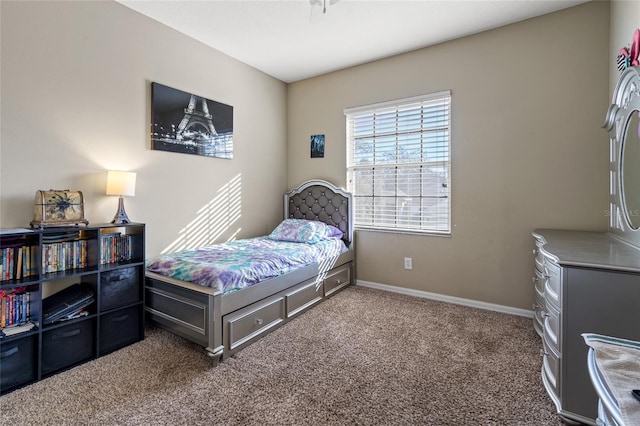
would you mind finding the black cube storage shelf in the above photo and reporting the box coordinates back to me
[0,223,145,394]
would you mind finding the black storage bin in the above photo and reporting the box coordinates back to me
[100,267,140,312]
[42,319,95,375]
[100,306,141,355]
[0,335,37,392]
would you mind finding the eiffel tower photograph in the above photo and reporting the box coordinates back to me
[151,82,234,159]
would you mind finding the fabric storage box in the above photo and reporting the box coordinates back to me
[100,267,140,312]
[0,335,37,392]
[42,319,95,375]
[99,305,141,355]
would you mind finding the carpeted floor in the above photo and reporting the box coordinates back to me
[0,286,562,425]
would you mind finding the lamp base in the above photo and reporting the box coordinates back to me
[111,196,132,224]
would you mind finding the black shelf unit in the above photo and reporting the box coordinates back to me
[0,223,145,394]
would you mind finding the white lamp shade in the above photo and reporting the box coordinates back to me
[106,171,136,197]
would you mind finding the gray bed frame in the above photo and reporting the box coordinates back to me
[145,180,355,364]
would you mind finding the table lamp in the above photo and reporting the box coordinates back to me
[106,170,136,224]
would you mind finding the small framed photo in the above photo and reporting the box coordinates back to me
[311,134,325,158]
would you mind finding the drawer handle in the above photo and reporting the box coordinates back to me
[52,328,81,340]
[335,278,342,284]
[533,249,538,255]
[111,313,130,323]
[532,303,539,310]
[532,277,539,283]
[540,349,549,357]
[1,347,19,358]
[255,318,263,325]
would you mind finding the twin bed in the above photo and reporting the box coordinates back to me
[144,180,354,363]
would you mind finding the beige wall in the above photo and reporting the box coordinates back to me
[0,1,615,311]
[0,1,287,258]
[287,1,610,310]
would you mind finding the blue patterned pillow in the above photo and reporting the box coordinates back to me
[268,219,342,244]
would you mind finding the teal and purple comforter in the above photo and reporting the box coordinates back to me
[146,236,347,294]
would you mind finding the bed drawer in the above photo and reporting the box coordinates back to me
[225,296,285,351]
[324,263,351,297]
[286,279,323,318]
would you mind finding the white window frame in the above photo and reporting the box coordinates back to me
[345,91,451,235]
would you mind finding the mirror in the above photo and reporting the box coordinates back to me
[622,112,640,229]
[604,65,640,246]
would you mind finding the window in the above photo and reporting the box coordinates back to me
[345,91,451,234]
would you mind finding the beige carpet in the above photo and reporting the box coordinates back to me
[0,286,561,425]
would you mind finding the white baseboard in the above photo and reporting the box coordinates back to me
[356,279,534,318]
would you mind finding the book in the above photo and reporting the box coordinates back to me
[58,309,89,322]
[42,231,80,244]
[0,320,35,337]
[28,245,38,277]
[0,228,33,235]
[43,284,94,324]
[15,247,23,279]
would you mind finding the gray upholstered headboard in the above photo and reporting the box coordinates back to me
[284,180,353,246]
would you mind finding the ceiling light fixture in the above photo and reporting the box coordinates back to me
[309,0,339,19]
[310,0,327,14]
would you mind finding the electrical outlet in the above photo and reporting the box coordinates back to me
[404,257,412,270]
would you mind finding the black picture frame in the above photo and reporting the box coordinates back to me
[151,82,234,159]
[311,134,325,158]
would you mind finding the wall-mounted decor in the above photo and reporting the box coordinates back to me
[311,134,325,158]
[151,82,234,159]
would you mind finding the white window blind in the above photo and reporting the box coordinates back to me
[345,91,451,234]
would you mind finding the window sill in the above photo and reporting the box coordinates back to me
[354,226,451,238]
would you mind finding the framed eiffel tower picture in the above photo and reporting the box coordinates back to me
[150,82,234,159]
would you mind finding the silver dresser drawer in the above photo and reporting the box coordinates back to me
[532,239,546,339]
[533,293,546,337]
[542,336,561,402]
[533,237,545,272]
[534,251,545,273]
[543,259,562,309]
[534,269,545,299]
[543,304,561,354]
[225,296,285,350]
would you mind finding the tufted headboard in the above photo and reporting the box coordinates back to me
[284,180,353,247]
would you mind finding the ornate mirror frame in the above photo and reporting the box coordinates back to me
[604,65,640,247]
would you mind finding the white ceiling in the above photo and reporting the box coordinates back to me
[117,0,590,83]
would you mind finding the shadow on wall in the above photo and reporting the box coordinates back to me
[161,173,242,254]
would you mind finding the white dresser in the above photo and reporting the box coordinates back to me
[532,229,640,425]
